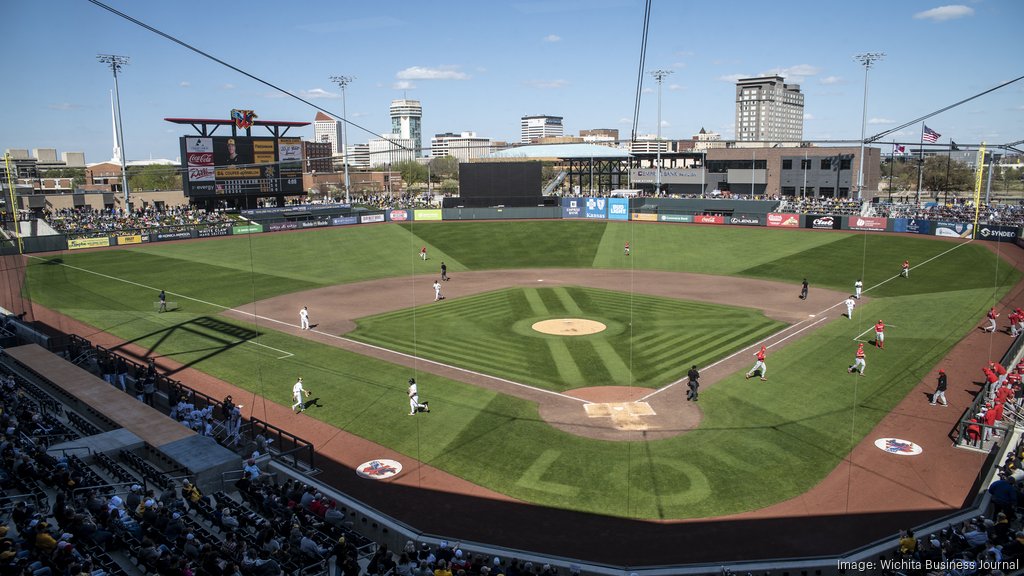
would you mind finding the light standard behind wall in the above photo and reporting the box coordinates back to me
[329,75,355,204]
[98,53,131,207]
[854,52,884,201]
[650,69,673,195]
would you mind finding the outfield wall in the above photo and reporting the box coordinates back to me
[5,200,1021,255]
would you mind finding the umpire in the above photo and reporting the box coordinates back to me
[687,365,700,401]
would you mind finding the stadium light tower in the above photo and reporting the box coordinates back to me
[854,52,884,201]
[329,75,355,204]
[98,54,131,207]
[651,69,673,195]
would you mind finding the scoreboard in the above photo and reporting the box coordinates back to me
[180,136,302,197]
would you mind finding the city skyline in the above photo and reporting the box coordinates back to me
[2,0,1022,164]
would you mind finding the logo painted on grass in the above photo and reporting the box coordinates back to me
[874,438,922,456]
[356,459,402,480]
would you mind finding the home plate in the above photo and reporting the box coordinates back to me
[538,279,544,282]
[584,401,656,430]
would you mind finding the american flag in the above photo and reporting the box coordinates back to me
[922,125,941,143]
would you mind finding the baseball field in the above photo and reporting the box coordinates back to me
[21,220,1021,519]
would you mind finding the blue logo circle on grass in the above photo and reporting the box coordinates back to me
[874,438,922,456]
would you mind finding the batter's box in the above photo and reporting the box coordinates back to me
[584,401,656,431]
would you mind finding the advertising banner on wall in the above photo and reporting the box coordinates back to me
[116,235,143,245]
[729,216,762,226]
[196,226,231,238]
[847,216,888,231]
[766,213,800,228]
[935,221,973,238]
[388,209,410,222]
[892,219,933,235]
[631,213,658,221]
[608,198,629,220]
[153,231,194,242]
[694,215,724,225]
[562,197,584,219]
[805,214,841,230]
[331,216,359,226]
[232,224,263,235]
[659,214,693,223]
[360,213,385,224]
[68,237,112,250]
[415,209,442,221]
[584,197,607,219]
[975,223,1020,241]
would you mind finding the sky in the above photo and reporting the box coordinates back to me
[2,0,1022,164]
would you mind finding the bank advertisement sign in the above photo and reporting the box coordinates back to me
[935,221,973,238]
[893,219,933,235]
[806,214,841,230]
[608,198,629,220]
[360,213,385,224]
[584,197,607,219]
[847,216,888,231]
[414,209,442,221]
[659,214,693,223]
[562,197,584,218]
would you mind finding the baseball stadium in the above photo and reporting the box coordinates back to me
[3,203,1024,571]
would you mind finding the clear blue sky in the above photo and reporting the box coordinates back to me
[2,0,1021,164]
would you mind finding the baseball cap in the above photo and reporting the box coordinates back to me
[939,369,945,374]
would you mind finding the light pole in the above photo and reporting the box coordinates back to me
[329,75,355,204]
[651,69,673,195]
[854,52,884,201]
[98,54,130,207]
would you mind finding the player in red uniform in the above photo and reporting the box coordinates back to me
[624,241,630,256]
[1009,311,1020,337]
[984,307,999,333]
[745,345,767,381]
[900,260,910,278]
[848,343,866,375]
[874,320,885,349]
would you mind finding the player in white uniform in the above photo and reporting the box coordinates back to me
[299,306,310,330]
[845,296,856,320]
[433,280,443,301]
[854,279,863,299]
[407,378,430,415]
[292,377,309,413]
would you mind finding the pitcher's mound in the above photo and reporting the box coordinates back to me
[532,318,606,336]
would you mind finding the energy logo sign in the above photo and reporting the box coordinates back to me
[356,459,403,480]
[873,438,922,456]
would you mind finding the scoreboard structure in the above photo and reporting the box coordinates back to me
[167,116,309,206]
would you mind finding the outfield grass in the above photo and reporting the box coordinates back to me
[349,286,785,391]
[20,222,1022,519]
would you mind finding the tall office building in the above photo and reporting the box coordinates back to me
[521,115,564,144]
[735,76,804,143]
[431,132,492,162]
[369,135,415,167]
[390,99,423,155]
[313,112,343,156]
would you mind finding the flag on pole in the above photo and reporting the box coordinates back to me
[950,140,959,151]
[922,125,941,143]
[893,144,906,155]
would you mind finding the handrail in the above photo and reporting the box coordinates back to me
[46,445,93,457]
[71,480,140,499]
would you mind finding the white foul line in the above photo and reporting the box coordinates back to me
[27,255,295,360]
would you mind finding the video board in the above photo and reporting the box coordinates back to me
[180,136,302,197]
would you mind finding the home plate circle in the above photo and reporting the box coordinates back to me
[356,459,403,480]
[874,438,923,456]
[532,318,606,336]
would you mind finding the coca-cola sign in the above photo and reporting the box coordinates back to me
[188,152,213,164]
[696,215,724,225]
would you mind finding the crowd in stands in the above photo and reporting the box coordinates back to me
[349,193,434,210]
[44,207,229,237]
[873,201,1024,226]
[780,197,863,216]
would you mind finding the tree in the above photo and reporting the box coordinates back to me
[428,156,459,182]
[394,160,428,187]
[128,164,181,191]
[440,179,459,194]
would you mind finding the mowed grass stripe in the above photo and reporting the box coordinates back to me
[550,288,634,383]
[521,288,585,386]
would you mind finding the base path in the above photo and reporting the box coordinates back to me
[225,269,848,441]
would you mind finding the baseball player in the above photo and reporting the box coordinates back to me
[158,290,167,313]
[441,262,449,281]
[624,242,630,256]
[845,296,856,320]
[799,279,808,300]
[900,260,910,278]
[984,307,999,333]
[420,246,428,261]
[291,377,309,413]
[1010,311,1020,337]
[931,370,948,406]
[299,306,310,330]
[433,280,443,301]
[848,343,866,375]
[407,378,429,415]
[854,279,863,299]
[745,345,768,381]
[1016,308,1024,334]
[874,319,885,349]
